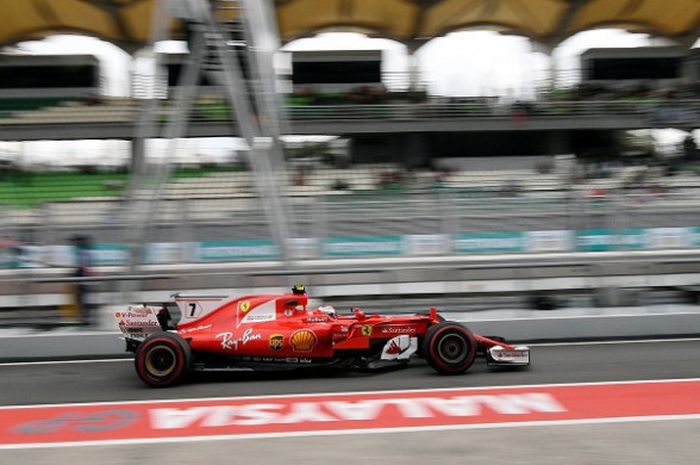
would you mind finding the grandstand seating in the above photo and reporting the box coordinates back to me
[3,162,690,216]
[0,98,137,125]
[0,95,687,126]
[2,162,700,269]
[161,164,400,200]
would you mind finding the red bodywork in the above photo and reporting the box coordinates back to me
[174,293,512,359]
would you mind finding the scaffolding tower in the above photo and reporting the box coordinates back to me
[122,0,295,281]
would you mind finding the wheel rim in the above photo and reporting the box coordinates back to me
[144,345,177,377]
[436,333,468,365]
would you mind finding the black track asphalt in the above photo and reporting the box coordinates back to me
[1,340,699,406]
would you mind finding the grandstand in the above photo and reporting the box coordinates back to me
[5,161,700,233]
[1,0,700,291]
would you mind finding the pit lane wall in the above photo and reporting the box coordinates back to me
[2,308,700,361]
[3,227,698,267]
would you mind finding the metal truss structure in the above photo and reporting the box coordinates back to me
[122,0,295,282]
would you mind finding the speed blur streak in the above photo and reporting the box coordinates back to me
[2,379,700,449]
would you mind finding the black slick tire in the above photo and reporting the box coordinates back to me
[135,332,192,387]
[422,321,478,375]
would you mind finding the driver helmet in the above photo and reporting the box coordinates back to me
[318,305,336,318]
[291,284,307,295]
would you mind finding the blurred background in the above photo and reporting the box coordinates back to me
[2,0,700,338]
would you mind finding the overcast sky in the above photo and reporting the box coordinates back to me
[1,29,691,165]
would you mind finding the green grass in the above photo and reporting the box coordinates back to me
[0,97,78,112]
[0,167,243,209]
[0,172,129,208]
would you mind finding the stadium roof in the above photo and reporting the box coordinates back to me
[2,0,700,52]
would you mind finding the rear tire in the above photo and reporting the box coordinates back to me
[423,321,477,375]
[135,332,191,387]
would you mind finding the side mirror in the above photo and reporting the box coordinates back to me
[353,307,366,320]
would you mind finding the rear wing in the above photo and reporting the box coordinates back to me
[114,306,163,341]
[172,293,230,325]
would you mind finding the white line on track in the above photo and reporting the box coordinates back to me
[0,358,130,367]
[2,413,700,450]
[2,377,700,410]
[528,337,700,347]
[0,331,120,339]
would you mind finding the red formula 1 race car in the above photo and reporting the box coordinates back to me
[116,288,530,387]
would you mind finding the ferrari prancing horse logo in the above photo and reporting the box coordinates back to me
[361,325,373,336]
[239,301,251,313]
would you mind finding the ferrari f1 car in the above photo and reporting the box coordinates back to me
[116,290,530,387]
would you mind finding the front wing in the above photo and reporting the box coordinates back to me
[486,345,531,367]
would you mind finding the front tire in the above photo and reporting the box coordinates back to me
[423,321,477,375]
[135,332,191,387]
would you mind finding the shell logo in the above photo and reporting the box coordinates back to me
[290,329,317,352]
[239,301,251,313]
[114,312,121,319]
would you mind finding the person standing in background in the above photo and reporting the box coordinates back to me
[71,235,94,327]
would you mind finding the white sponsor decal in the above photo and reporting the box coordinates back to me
[240,328,262,346]
[488,346,530,365]
[149,393,565,429]
[240,301,276,325]
[216,332,235,350]
[380,335,418,360]
[120,307,157,318]
[176,296,229,323]
[180,324,212,334]
[121,320,159,327]
[381,326,417,334]
[216,328,262,351]
[116,306,161,340]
